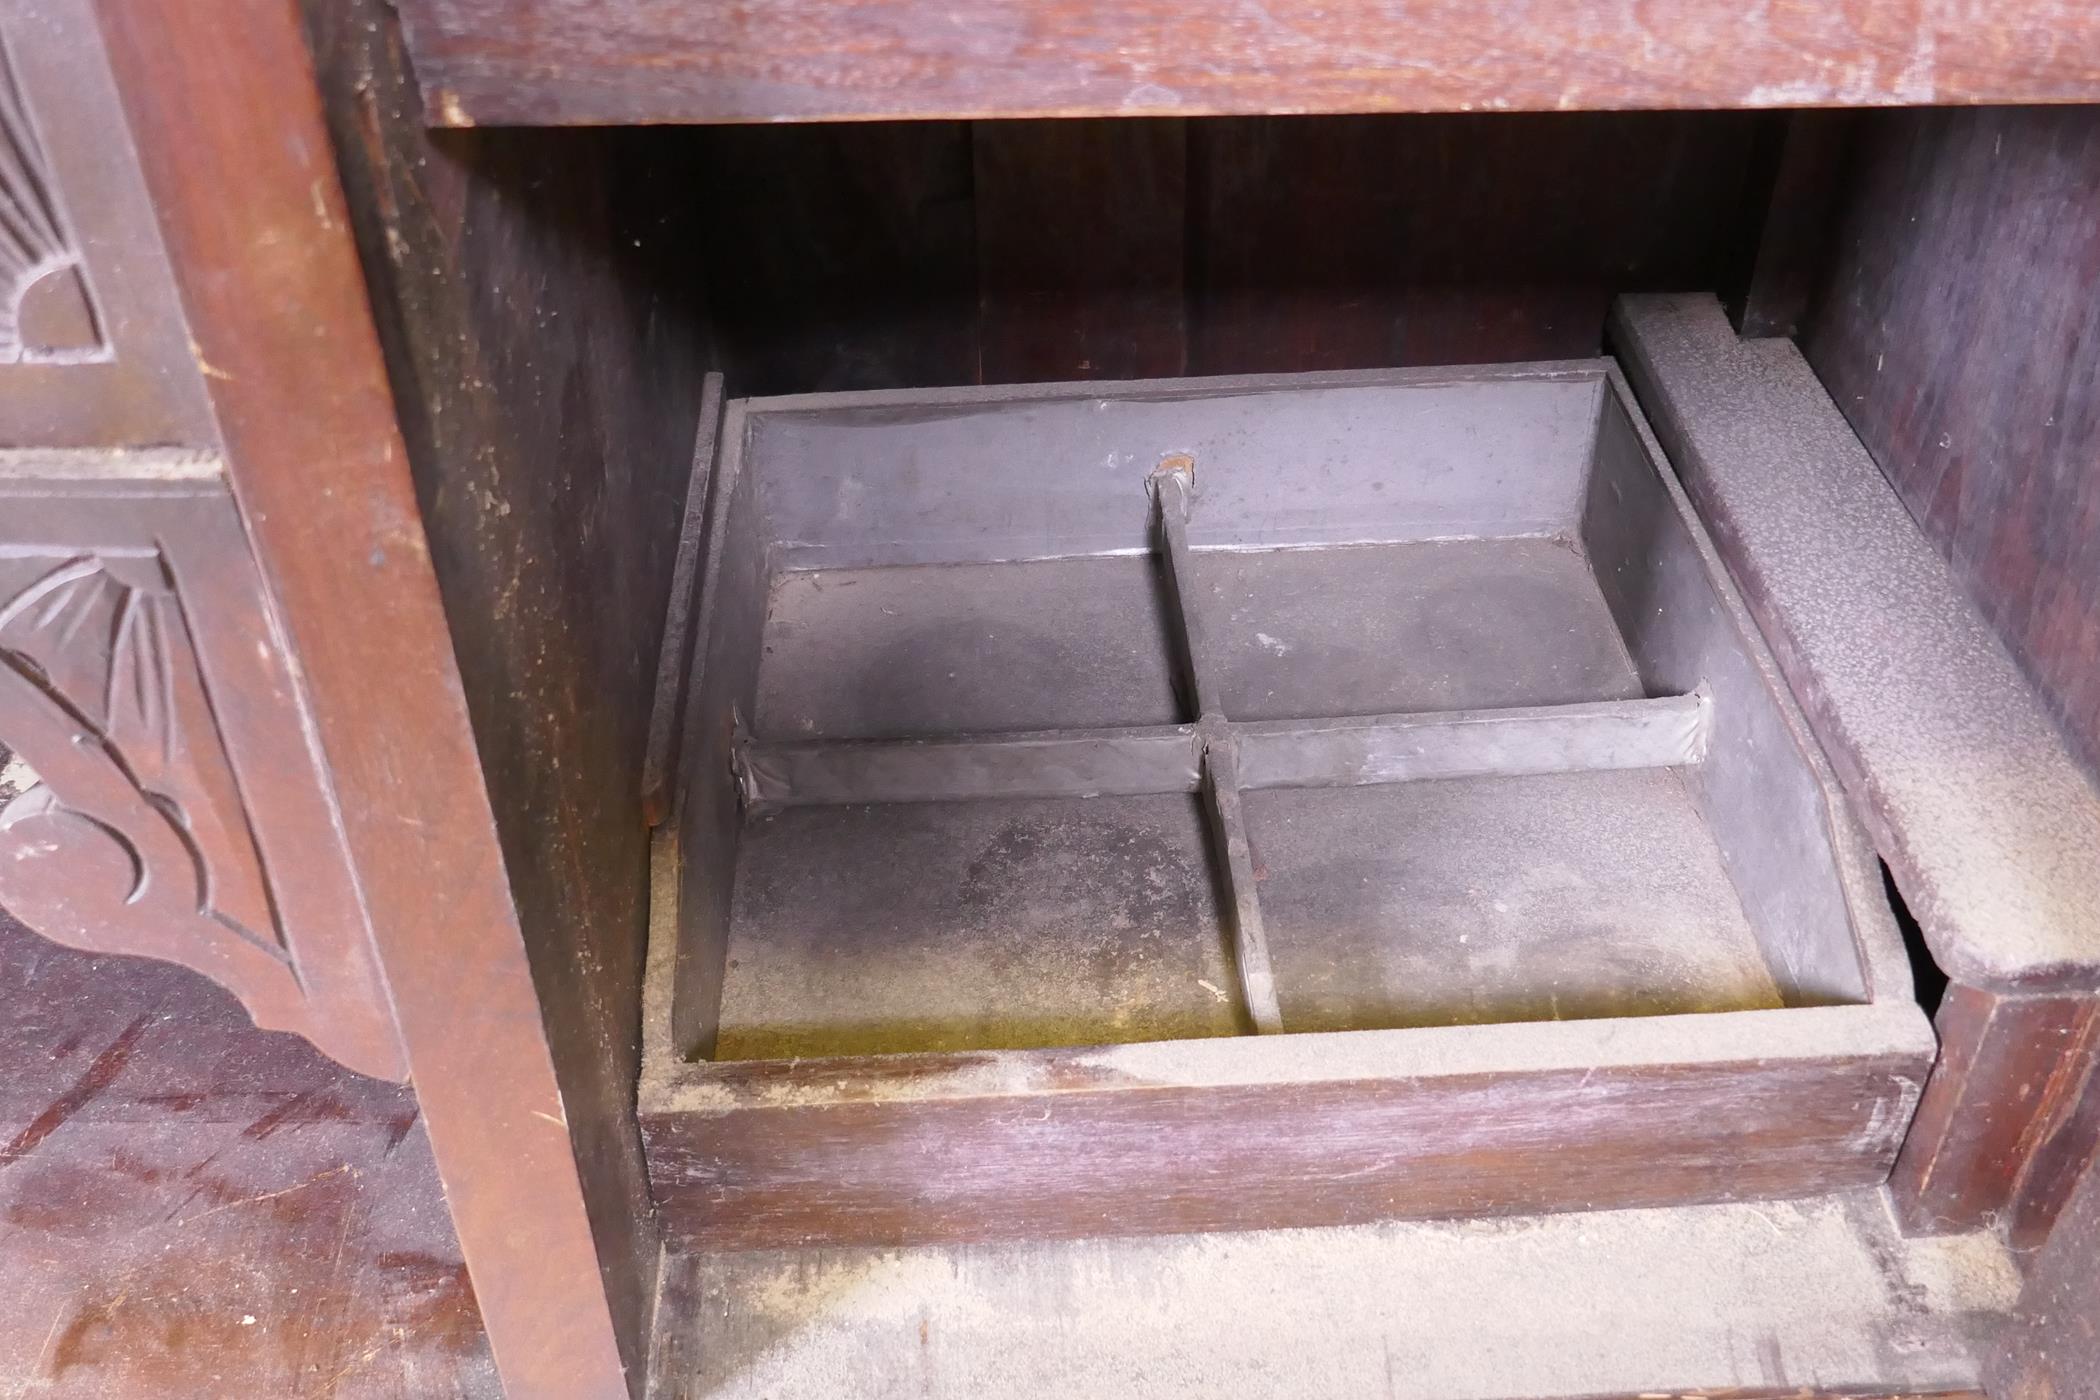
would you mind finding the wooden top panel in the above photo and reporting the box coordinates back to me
[396,0,2100,127]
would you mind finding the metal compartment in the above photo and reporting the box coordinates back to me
[667,360,1895,1054]
[637,360,1932,1248]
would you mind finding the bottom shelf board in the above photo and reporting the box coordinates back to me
[648,1190,2013,1400]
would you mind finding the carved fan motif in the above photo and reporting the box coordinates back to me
[0,554,301,1015]
[0,33,104,363]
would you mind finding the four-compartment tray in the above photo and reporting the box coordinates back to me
[639,362,1935,1250]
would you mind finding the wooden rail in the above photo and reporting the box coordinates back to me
[395,0,2100,127]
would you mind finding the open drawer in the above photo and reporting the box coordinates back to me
[639,358,1933,1250]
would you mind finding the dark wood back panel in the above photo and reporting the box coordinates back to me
[685,121,979,394]
[1189,113,1764,374]
[1803,105,2100,784]
[696,111,1769,396]
[301,4,719,1386]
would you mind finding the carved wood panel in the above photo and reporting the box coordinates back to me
[0,479,405,1080]
[0,29,103,364]
[0,0,213,448]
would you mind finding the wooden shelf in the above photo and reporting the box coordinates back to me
[396,0,2100,127]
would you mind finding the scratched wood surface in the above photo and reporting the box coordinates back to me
[642,1006,1930,1249]
[0,911,498,1398]
[390,0,2100,126]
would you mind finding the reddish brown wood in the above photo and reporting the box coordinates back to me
[1889,985,2100,1242]
[0,911,499,1397]
[0,0,213,449]
[302,2,728,1380]
[973,119,1188,383]
[0,484,403,1081]
[392,0,2100,126]
[1552,1393,1983,1400]
[642,1023,1927,1250]
[668,113,1791,396]
[93,2,638,1396]
[1803,105,2100,784]
[1545,1393,1983,1400]
[1,0,402,1081]
[2007,1010,2100,1252]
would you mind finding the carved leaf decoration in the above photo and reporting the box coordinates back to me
[0,33,105,364]
[0,556,289,968]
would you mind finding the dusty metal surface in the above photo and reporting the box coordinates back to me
[1235,695,1709,789]
[1190,538,1640,719]
[744,364,1604,569]
[1586,370,1900,1007]
[635,363,1945,1244]
[1253,769,1781,1033]
[753,555,1182,741]
[643,772,1933,1247]
[670,360,1924,1058]
[1152,460,1283,1031]
[715,517,1738,1048]
[676,361,1923,1062]
[716,794,1239,1059]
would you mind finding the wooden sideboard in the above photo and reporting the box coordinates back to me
[5,3,2100,1398]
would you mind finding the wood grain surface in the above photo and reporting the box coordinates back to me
[643,1006,1931,1250]
[1889,985,2100,1249]
[393,0,2100,126]
[301,3,726,1387]
[690,113,1765,395]
[1804,104,2100,785]
[1992,1121,2100,1399]
[96,2,641,1394]
[1187,113,1763,375]
[973,119,1188,383]
[0,485,404,1081]
[0,910,498,1398]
